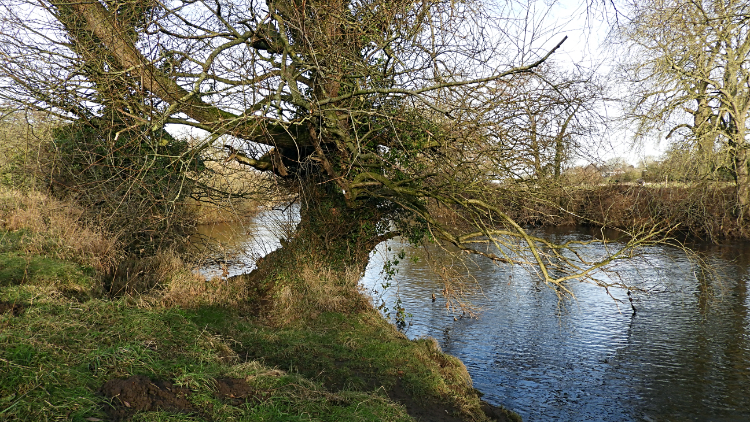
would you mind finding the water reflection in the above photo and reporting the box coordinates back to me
[195,215,750,422]
[361,235,750,422]
[190,206,297,278]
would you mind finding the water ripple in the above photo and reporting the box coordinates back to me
[361,234,750,422]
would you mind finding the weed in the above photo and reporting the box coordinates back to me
[0,187,120,273]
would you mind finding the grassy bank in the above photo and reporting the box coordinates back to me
[0,189,518,422]
[492,182,746,242]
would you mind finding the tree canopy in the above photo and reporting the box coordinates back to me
[0,0,656,307]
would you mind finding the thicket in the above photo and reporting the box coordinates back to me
[1,109,193,252]
[1,107,280,259]
[50,118,202,255]
[490,182,745,242]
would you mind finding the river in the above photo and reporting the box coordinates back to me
[194,210,750,422]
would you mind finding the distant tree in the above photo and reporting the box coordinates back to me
[0,106,57,189]
[485,65,607,181]
[617,0,750,216]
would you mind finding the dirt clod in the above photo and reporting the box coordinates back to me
[99,375,197,421]
[214,377,259,405]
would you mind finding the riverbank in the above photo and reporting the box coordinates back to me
[5,180,744,421]
[491,182,747,242]
[0,189,519,421]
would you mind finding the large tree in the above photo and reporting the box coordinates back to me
[0,0,653,307]
[617,0,750,218]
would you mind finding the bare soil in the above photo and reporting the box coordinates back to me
[99,375,278,421]
[213,377,267,406]
[99,375,199,421]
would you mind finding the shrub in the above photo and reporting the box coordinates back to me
[47,118,201,255]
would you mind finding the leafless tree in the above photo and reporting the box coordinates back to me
[482,64,608,181]
[616,0,750,217]
[0,0,659,303]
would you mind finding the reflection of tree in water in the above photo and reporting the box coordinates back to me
[360,228,750,421]
[609,247,750,421]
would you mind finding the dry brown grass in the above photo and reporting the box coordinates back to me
[132,250,373,323]
[272,264,371,322]
[105,249,186,296]
[0,185,257,306]
[0,187,120,272]
[485,182,745,241]
[152,265,252,309]
[570,183,743,241]
[0,186,213,301]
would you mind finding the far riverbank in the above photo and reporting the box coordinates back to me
[491,182,747,242]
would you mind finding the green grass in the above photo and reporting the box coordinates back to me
[0,229,98,303]
[0,290,412,421]
[0,226,415,421]
[0,224,516,421]
[193,309,473,402]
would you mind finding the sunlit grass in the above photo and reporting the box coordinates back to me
[0,279,417,421]
[0,181,514,421]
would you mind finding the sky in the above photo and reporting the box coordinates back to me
[540,0,667,166]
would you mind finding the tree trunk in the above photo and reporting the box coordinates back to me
[694,84,717,176]
[230,182,391,323]
[735,144,749,220]
[529,113,542,177]
[553,105,577,180]
[553,133,564,179]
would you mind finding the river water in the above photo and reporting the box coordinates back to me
[195,212,750,422]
